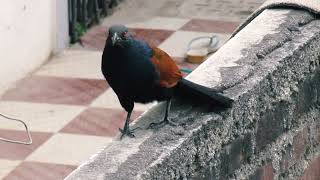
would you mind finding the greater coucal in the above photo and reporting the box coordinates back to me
[101,25,233,139]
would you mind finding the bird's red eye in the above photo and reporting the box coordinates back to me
[122,31,128,37]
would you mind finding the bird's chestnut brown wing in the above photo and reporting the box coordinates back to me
[150,47,183,88]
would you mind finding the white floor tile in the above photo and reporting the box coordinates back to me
[158,31,230,57]
[126,17,190,30]
[90,88,156,112]
[35,50,104,79]
[26,133,111,165]
[0,101,85,132]
[0,159,21,179]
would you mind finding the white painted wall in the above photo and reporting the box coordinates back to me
[0,0,69,96]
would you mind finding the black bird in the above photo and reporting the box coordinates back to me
[101,25,233,139]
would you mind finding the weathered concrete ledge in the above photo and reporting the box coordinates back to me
[66,9,320,179]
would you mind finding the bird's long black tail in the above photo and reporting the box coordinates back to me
[175,78,233,108]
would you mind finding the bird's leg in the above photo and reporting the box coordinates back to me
[148,99,177,129]
[119,111,137,140]
[163,99,177,126]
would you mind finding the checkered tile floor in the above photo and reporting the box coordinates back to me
[0,17,239,179]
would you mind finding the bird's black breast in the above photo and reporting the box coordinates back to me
[101,40,161,103]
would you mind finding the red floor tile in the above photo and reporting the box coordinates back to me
[60,107,143,137]
[129,28,174,47]
[1,76,108,106]
[180,19,240,34]
[80,25,174,50]
[0,129,52,160]
[3,161,76,180]
[80,25,108,50]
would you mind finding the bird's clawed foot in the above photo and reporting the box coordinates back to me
[147,118,177,130]
[119,126,141,140]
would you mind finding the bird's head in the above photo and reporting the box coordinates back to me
[107,25,131,47]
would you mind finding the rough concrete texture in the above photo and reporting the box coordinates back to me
[66,9,320,180]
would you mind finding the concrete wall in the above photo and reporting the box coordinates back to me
[0,0,69,96]
[66,8,320,180]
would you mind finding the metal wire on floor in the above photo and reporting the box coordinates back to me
[0,113,32,145]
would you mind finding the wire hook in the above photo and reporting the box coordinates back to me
[0,113,32,145]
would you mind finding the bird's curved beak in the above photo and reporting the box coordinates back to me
[111,32,121,46]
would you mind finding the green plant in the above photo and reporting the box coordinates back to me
[74,22,87,38]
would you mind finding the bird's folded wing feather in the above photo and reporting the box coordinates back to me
[150,47,182,88]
